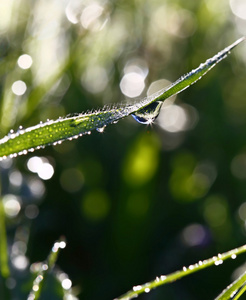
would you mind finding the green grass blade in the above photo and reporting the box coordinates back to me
[115,244,246,300]
[27,238,66,300]
[215,271,246,300]
[0,37,244,159]
[0,198,10,279]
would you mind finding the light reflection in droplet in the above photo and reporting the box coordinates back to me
[62,278,72,290]
[32,284,39,292]
[12,80,27,96]
[59,241,66,249]
[3,194,21,217]
[18,54,33,69]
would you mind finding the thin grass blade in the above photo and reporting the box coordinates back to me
[215,271,246,300]
[115,244,246,300]
[0,37,244,159]
[27,238,66,300]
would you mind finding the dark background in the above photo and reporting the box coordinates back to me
[1,0,246,299]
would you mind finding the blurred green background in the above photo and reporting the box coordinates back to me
[0,0,246,299]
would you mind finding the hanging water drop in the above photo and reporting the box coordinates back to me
[96,126,106,133]
[131,101,163,124]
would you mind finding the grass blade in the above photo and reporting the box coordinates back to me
[215,271,246,300]
[27,238,66,300]
[115,244,246,300]
[0,37,244,159]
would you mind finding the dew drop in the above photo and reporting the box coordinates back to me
[132,101,163,124]
[231,254,237,259]
[133,285,142,292]
[214,260,223,266]
[96,126,106,133]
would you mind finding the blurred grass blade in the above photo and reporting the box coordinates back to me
[27,238,66,300]
[215,271,246,300]
[115,244,246,300]
[0,37,244,159]
[0,197,11,300]
[0,198,10,278]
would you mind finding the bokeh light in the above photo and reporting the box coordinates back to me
[17,54,33,69]
[11,80,27,96]
[81,189,110,221]
[27,156,54,180]
[120,59,149,98]
[182,223,208,247]
[230,0,246,20]
[0,1,246,299]
[60,168,84,193]
[3,194,21,217]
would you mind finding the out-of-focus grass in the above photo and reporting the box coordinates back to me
[0,1,246,299]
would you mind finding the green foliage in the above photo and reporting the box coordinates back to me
[1,1,246,300]
[117,245,246,300]
[0,38,243,158]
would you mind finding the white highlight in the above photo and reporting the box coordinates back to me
[27,156,54,180]
[12,255,29,270]
[3,194,21,217]
[157,104,187,133]
[62,278,72,290]
[12,80,27,96]
[230,0,246,20]
[18,54,33,69]
[120,72,145,98]
[80,3,104,31]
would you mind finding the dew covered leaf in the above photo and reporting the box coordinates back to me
[115,244,246,300]
[0,37,244,159]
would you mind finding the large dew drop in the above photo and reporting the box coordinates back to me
[131,101,163,124]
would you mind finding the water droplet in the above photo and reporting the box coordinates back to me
[133,285,142,292]
[132,101,163,124]
[183,266,187,271]
[231,254,237,259]
[214,260,223,266]
[96,126,106,133]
